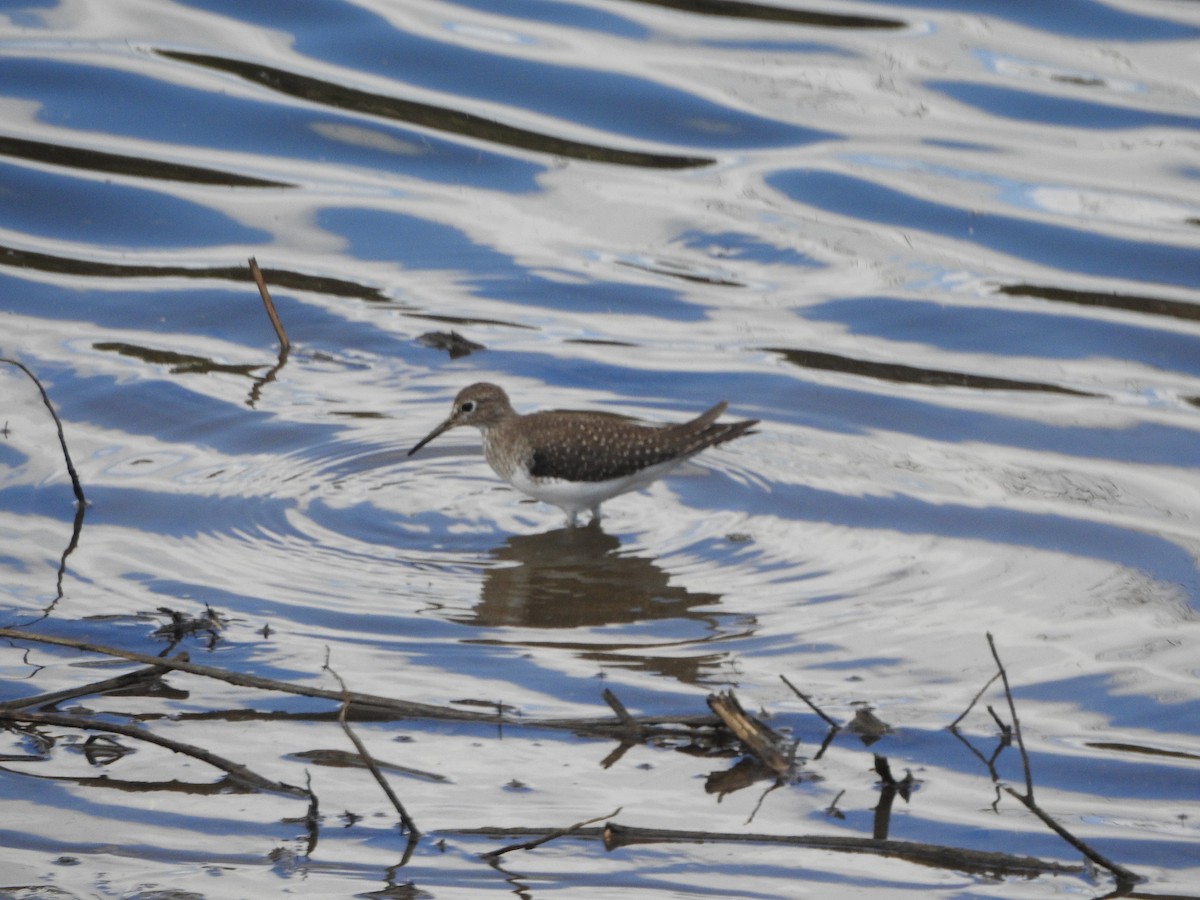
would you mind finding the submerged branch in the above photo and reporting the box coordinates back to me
[0,708,308,797]
[780,673,841,730]
[0,627,719,738]
[948,669,1001,730]
[481,807,621,859]
[987,632,1033,797]
[449,820,1082,878]
[0,658,175,710]
[1,625,1149,889]
[602,822,1083,877]
[326,661,420,836]
[1002,787,1140,887]
[707,690,792,776]
[953,633,1142,889]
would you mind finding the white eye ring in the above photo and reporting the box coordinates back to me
[460,401,476,414]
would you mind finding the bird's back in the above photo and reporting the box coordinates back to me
[487,404,757,484]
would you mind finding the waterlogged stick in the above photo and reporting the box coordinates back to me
[0,709,308,797]
[985,633,1141,887]
[249,256,289,352]
[325,659,421,837]
[482,807,622,859]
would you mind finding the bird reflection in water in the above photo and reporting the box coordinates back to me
[462,521,724,631]
[452,523,756,684]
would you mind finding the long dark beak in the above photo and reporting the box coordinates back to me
[408,418,454,456]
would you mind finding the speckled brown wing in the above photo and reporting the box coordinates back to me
[523,406,757,483]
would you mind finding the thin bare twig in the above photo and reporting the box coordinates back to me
[325,661,420,836]
[1001,787,1139,886]
[0,627,504,723]
[18,497,86,627]
[0,709,307,796]
[745,779,784,826]
[948,669,1001,730]
[780,674,841,729]
[449,821,1082,878]
[600,823,1083,877]
[49,503,87,616]
[481,807,621,859]
[0,627,720,739]
[601,688,637,727]
[986,632,1032,797]
[301,770,320,856]
[986,704,1011,739]
[0,357,85,504]
[246,257,291,407]
[0,658,175,710]
[249,257,289,352]
[983,634,1142,888]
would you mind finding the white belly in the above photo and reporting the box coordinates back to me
[506,460,683,521]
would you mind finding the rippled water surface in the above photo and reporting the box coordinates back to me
[2,0,1199,897]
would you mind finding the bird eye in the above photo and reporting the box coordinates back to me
[460,401,476,414]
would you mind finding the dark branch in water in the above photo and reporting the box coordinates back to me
[951,632,1142,889]
[780,673,842,730]
[449,821,1082,878]
[0,708,308,797]
[325,660,421,837]
[0,357,86,504]
[948,669,1001,730]
[0,624,1146,889]
[481,807,621,860]
[0,358,89,624]
[1001,786,1139,887]
[249,256,290,352]
[0,658,174,711]
[987,632,1034,798]
[0,627,720,736]
[247,257,291,407]
[707,690,792,776]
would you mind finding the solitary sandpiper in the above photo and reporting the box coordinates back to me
[408,383,758,526]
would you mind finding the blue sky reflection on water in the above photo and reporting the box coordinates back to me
[804,296,1200,372]
[769,170,1200,289]
[0,160,269,247]
[869,0,1200,39]
[929,79,1200,132]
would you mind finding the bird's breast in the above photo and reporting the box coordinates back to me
[480,427,528,485]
